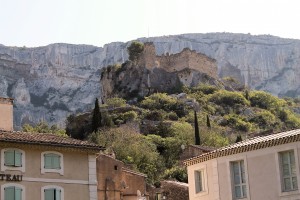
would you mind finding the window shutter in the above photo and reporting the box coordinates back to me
[4,150,15,166]
[4,186,15,200]
[44,154,52,169]
[55,189,61,200]
[14,151,22,167]
[15,187,22,200]
[45,189,55,200]
[52,155,60,169]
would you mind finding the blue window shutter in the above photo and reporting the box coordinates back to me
[4,186,15,200]
[55,189,61,200]
[44,154,52,169]
[15,187,22,200]
[4,150,15,166]
[14,151,22,167]
[52,155,60,169]
[45,189,55,200]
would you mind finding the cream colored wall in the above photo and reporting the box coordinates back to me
[0,102,13,131]
[0,148,89,180]
[187,160,218,200]
[188,141,300,200]
[0,182,90,200]
[0,146,93,200]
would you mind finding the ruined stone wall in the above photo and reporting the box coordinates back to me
[139,43,217,79]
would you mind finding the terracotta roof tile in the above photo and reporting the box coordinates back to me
[184,129,300,166]
[0,131,104,151]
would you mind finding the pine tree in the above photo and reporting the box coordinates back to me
[92,98,102,132]
[206,114,211,128]
[194,110,201,145]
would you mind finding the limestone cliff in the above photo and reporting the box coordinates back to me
[0,43,125,129]
[100,43,219,100]
[2,33,300,128]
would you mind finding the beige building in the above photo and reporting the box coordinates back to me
[0,97,105,200]
[185,129,300,200]
[0,97,13,131]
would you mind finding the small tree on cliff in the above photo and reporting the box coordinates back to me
[194,111,201,145]
[127,41,144,62]
[92,98,102,132]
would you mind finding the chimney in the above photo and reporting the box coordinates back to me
[0,97,14,131]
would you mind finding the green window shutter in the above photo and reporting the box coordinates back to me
[52,155,61,169]
[15,187,22,200]
[55,189,61,200]
[5,186,15,200]
[4,150,15,166]
[45,189,55,200]
[14,151,22,167]
[44,154,53,169]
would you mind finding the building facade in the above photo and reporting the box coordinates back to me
[96,154,148,200]
[0,97,104,200]
[185,129,300,200]
[0,131,104,200]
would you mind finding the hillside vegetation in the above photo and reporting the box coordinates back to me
[64,83,300,185]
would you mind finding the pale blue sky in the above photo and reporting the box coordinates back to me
[1,0,300,47]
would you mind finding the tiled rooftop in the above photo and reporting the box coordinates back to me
[0,131,104,152]
[184,129,300,166]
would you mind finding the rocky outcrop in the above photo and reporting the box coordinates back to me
[100,43,219,100]
[2,33,300,128]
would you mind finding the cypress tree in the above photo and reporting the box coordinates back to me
[235,135,243,143]
[206,114,211,128]
[92,98,102,132]
[194,110,201,145]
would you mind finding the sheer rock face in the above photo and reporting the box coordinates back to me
[0,43,125,129]
[1,33,300,128]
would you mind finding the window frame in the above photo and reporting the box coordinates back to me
[192,164,208,198]
[1,148,25,172]
[279,150,298,192]
[41,185,64,200]
[41,151,64,175]
[194,170,204,193]
[1,183,25,200]
[230,160,248,199]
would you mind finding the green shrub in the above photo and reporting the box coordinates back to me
[191,83,219,95]
[122,111,138,122]
[250,110,276,128]
[127,41,144,61]
[250,91,286,111]
[168,112,179,121]
[222,114,252,132]
[144,110,166,121]
[106,97,126,108]
[163,166,188,183]
[209,90,250,107]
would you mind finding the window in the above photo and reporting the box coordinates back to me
[1,149,25,172]
[231,160,247,199]
[4,186,22,200]
[195,170,204,193]
[44,153,61,169]
[1,184,25,200]
[41,152,63,175]
[4,150,22,167]
[44,188,61,200]
[279,150,298,192]
[42,186,63,200]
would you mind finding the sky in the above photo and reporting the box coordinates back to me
[1,0,300,47]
